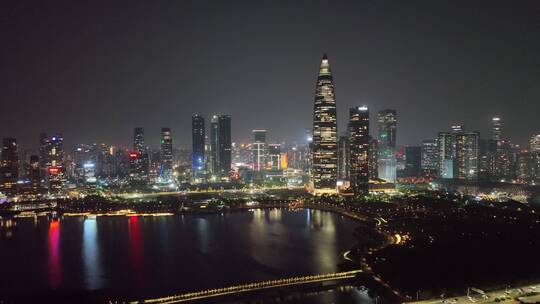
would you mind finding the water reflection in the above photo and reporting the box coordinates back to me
[195,217,210,253]
[48,220,61,289]
[83,217,104,290]
[128,216,144,286]
[310,209,338,273]
[0,218,15,238]
[0,210,367,302]
[246,209,341,275]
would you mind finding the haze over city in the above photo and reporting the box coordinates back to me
[2,0,539,148]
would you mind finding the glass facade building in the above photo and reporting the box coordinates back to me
[210,115,232,180]
[311,54,338,194]
[438,132,454,178]
[0,137,19,196]
[252,130,267,171]
[337,135,350,182]
[421,139,438,176]
[192,115,205,178]
[268,144,281,171]
[455,132,479,180]
[348,106,370,194]
[377,109,397,183]
[48,134,65,193]
[160,128,173,182]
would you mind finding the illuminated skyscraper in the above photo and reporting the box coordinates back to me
[0,137,19,196]
[438,126,480,181]
[349,106,370,194]
[39,133,50,177]
[492,116,502,141]
[377,109,397,183]
[268,144,281,171]
[160,128,173,182]
[210,117,219,175]
[438,132,454,178]
[134,127,145,154]
[252,130,267,171]
[529,134,540,153]
[486,116,509,179]
[48,134,65,193]
[287,145,303,170]
[337,135,350,182]
[421,139,438,176]
[130,127,148,183]
[192,115,205,178]
[311,54,338,194]
[29,155,40,194]
[209,115,232,180]
[368,137,378,179]
[455,132,479,180]
[218,116,232,179]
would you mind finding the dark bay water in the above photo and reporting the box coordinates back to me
[0,209,375,303]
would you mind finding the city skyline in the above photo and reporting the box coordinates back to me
[2,2,540,303]
[2,1,540,149]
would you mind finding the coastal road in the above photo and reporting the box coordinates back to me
[409,283,540,304]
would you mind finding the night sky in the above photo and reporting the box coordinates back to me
[2,0,539,150]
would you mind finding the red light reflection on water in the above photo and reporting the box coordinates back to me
[48,220,61,289]
[128,216,144,286]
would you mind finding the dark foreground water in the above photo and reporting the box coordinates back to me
[0,209,376,303]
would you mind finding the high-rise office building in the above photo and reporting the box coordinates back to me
[210,115,232,180]
[287,146,303,170]
[210,117,219,175]
[160,128,173,182]
[404,146,422,177]
[252,130,267,171]
[492,116,502,141]
[349,106,370,194]
[29,155,40,194]
[377,109,397,183]
[486,116,504,179]
[421,139,438,176]
[515,151,537,182]
[438,126,480,181]
[311,54,338,194]
[192,115,205,178]
[218,115,232,179]
[1,138,19,196]
[268,144,281,171]
[130,127,148,183]
[530,135,540,153]
[368,137,378,179]
[438,132,454,178]
[337,135,350,182]
[455,132,479,180]
[48,134,65,193]
[134,127,145,154]
[39,133,50,177]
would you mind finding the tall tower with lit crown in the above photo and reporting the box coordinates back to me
[349,106,370,195]
[311,54,338,194]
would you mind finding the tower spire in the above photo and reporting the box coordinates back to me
[319,53,331,76]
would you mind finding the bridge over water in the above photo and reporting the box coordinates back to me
[129,270,362,304]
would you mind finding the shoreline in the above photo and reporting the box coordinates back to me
[11,201,532,303]
[408,282,540,304]
[1,202,405,302]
